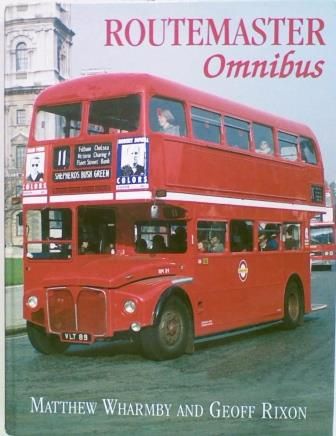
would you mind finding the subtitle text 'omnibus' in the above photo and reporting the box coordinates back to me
[23,73,326,360]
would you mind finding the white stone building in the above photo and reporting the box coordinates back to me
[4,2,74,247]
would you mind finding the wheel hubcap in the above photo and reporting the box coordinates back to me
[159,310,182,346]
[288,292,299,320]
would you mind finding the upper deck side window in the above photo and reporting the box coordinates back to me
[299,136,317,165]
[150,97,186,137]
[224,116,250,151]
[35,104,82,140]
[191,107,221,144]
[88,94,140,135]
[253,123,275,155]
[278,131,298,161]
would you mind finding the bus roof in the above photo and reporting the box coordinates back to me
[35,72,316,138]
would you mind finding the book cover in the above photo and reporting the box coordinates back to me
[3,1,336,435]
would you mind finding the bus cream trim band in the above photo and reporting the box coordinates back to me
[22,196,48,204]
[49,193,114,203]
[23,190,327,215]
[116,191,152,200]
[164,191,328,214]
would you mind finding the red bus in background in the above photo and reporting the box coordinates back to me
[23,73,326,360]
[310,186,336,270]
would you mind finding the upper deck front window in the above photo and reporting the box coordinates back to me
[88,95,140,134]
[35,104,82,140]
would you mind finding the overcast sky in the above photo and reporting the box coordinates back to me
[70,0,336,182]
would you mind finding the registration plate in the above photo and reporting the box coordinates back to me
[61,332,92,343]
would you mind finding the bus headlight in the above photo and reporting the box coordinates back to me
[131,322,141,332]
[27,296,38,309]
[124,300,136,314]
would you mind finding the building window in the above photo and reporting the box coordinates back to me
[16,145,25,170]
[57,37,62,72]
[16,109,26,125]
[16,42,28,72]
[16,184,22,197]
[16,212,23,237]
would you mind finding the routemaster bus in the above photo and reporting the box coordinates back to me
[23,73,326,360]
[310,186,336,270]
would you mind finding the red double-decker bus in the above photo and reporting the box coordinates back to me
[23,73,325,360]
[310,186,336,270]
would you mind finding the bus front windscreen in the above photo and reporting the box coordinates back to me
[35,104,82,140]
[26,208,72,259]
[88,94,140,134]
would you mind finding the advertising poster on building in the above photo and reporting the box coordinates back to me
[3,1,336,435]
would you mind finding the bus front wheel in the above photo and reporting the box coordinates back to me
[27,321,70,354]
[283,280,304,329]
[140,297,190,361]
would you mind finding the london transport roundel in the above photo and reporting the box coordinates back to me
[238,260,249,282]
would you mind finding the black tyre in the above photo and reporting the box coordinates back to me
[27,321,70,354]
[140,297,190,361]
[283,280,304,329]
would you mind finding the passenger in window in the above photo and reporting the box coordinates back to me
[284,225,299,250]
[79,236,96,254]
[157,108,180,136]
[173,226,187,252]
[152,234,166,252]
[135,238,147,252]
[198,239,210,252]
[256,140,272,155]
[105,243,116,254]
[210,235,224,252]
[78,218,96,254]
[258,231,278,251]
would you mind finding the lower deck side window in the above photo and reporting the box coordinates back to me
[78,206,116,254]
[258,223,280,251]
[230,220,253,252]
[283,223,301,250]
[197,221,226,252]
[135,221,187,253]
